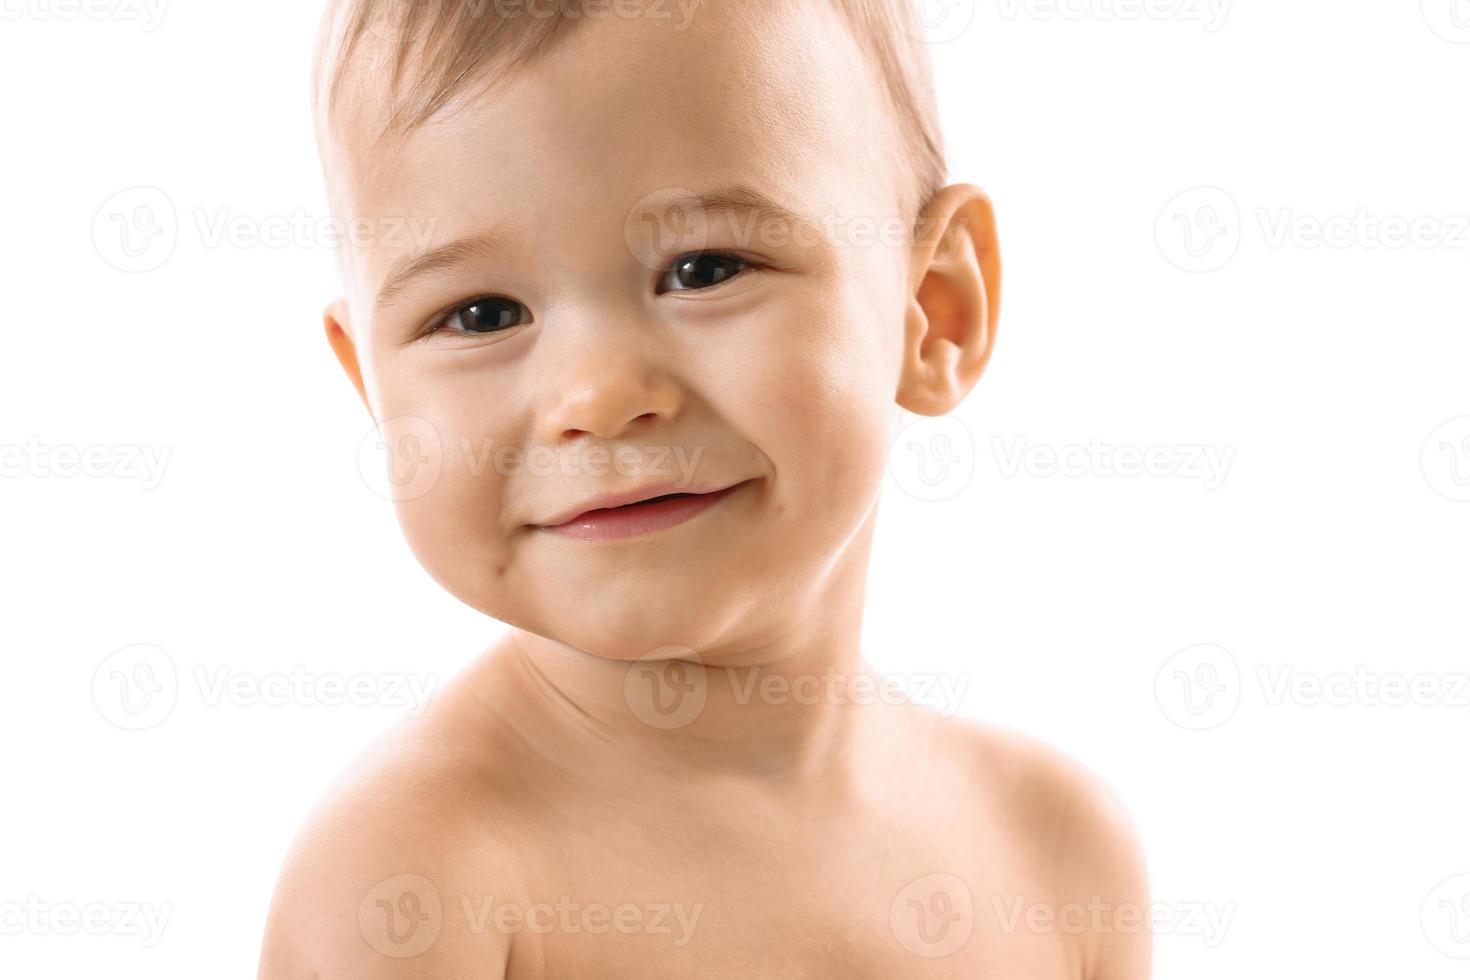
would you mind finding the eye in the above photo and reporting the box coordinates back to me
[429,296,531,337]
[658,251,757,294]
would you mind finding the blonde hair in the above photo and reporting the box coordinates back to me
[314,0,947,220]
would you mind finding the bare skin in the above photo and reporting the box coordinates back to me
[260,2,1149,976]
[261,634,1148,978]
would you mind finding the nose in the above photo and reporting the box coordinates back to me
[534,327,684,445]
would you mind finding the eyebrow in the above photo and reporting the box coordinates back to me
[371,185,810,314]
[374,231,516,313]
[681,185,810,236]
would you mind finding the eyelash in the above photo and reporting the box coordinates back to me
[419,250,763,339]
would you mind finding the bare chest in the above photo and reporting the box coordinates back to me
[485,829,1077,980]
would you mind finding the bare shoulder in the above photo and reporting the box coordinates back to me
[257,676,534,978]
[937,715,1153,980]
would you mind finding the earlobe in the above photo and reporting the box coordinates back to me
[324,299,371,414]
[896,183,1002,417]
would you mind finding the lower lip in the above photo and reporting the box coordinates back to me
[541,482,748,543]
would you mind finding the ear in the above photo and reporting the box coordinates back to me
[324,298,371,414]
[897,183,1002,416]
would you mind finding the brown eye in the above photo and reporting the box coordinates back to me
[659,251,753,293]
[438,297,530,335]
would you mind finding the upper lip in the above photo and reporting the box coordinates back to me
[537,480,744,528]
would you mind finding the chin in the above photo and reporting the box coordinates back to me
[533,592,773,663]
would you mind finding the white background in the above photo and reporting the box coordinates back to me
[2,0,1468,976]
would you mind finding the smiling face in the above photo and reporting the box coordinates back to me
[320,1,996,662]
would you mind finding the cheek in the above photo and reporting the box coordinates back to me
[741,280,895,532]
[367,356,524,614]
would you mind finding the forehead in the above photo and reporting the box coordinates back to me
[327,0,902,305]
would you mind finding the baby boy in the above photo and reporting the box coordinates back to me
[259,1,1150,976]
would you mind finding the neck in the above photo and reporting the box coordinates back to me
[478,514,902,792]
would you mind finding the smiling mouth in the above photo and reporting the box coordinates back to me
[540,481,751,542]
[591,491,698,513]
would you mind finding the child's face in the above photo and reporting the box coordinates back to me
[326,2,934,661]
